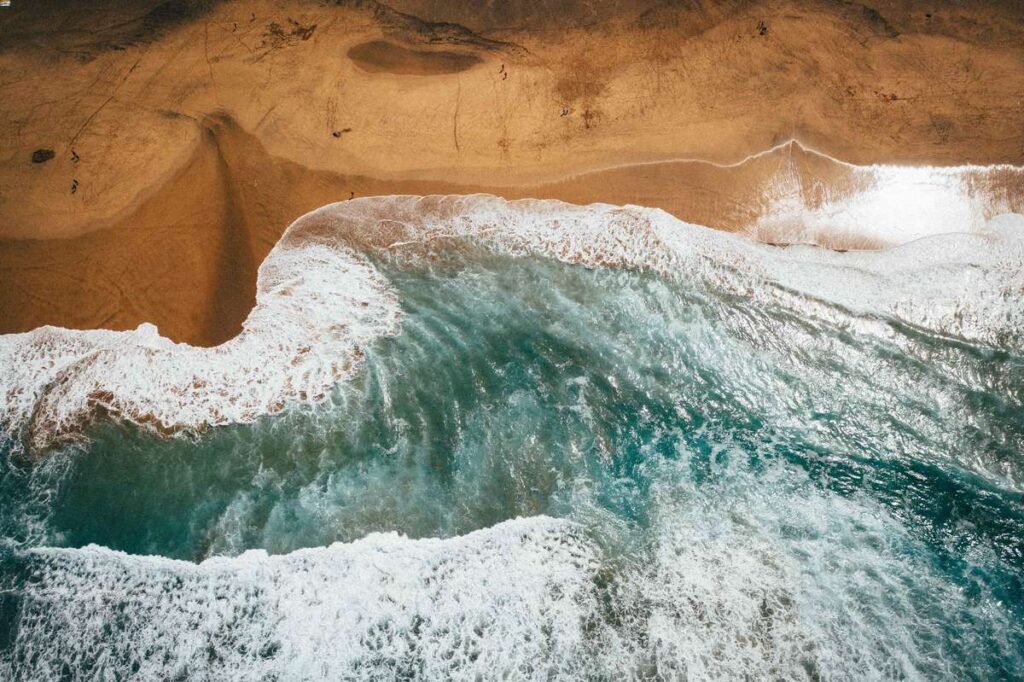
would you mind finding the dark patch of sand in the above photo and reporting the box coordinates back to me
[348,40,483,75]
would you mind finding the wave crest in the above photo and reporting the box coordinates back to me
[2,195,1022,455]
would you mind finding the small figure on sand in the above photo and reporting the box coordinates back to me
[349,191,355,200]
[71,150,80,163]
[560,106,570,117]
[70,179,79,194]
[757,20,768,36]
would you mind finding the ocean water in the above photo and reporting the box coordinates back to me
[0,197,1022,679]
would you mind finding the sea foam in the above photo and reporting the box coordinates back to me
[1,195,1022,456]
[3,484,1016,680]
[1,516,605,680]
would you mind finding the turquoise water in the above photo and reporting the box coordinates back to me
[1,243,1023,679]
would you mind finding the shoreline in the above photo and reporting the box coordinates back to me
[2,122,1022,346]
[2,0,1024,344]
[2,194,1022,459]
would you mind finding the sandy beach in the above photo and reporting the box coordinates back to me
[1,0,1023,344]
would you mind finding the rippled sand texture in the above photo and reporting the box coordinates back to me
[2,0,1024,343]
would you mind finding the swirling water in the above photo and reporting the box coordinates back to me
[1,207,1023,679]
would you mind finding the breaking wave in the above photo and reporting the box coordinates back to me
[1,192,1023,679]
[2,499,1020,681]
[1,195,1022,456]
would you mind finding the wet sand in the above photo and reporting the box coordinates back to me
[1,0,1023,344]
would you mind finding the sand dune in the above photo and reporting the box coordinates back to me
[1,0,1023,344]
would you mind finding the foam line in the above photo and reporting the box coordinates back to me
[552,138,1024,178]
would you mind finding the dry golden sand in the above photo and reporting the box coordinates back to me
[1,0,1023,344]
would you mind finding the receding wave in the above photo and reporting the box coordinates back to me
[740,147,1024,248]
